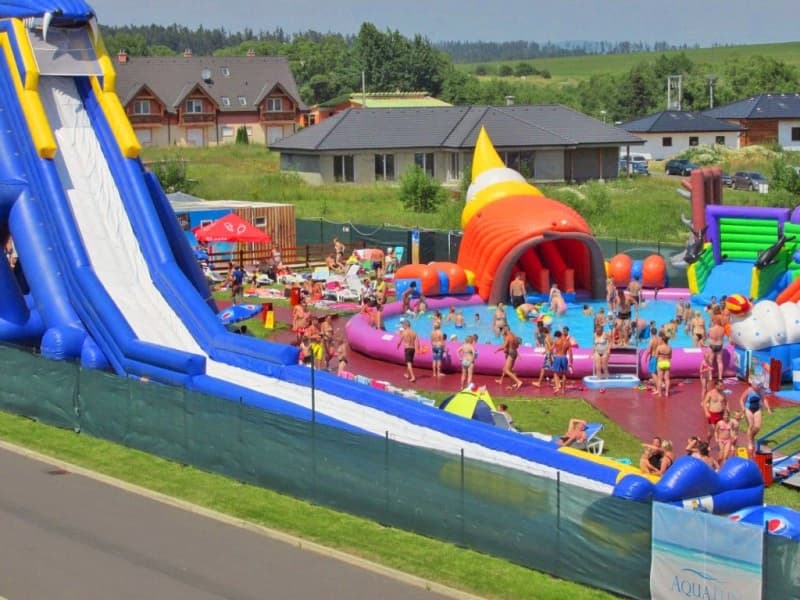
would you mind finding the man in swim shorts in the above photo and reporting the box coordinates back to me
[551,331,573,395]
[396,319,420,383]
[509,272,526,308]
[430,321,446,378]
[707,320,726,379]
[702,379,727,443]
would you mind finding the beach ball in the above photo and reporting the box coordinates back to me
[726,293,751,316]
[539,314,553,326]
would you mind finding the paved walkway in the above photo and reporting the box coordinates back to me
[0,444,468,600]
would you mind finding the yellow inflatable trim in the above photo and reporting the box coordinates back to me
[471,126,505,178]
[0,27,56,158]
[559,446,660,484]
[93,30,116,93]
[462,180,543,227]
[90,76,141,159]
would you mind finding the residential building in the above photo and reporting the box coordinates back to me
[704,93,800,150]
[270,105,644,185]
[308,91,451,125]
[113,50,308,147]
[618,110,743,159]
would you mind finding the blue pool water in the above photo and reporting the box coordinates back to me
[384,299,707,348]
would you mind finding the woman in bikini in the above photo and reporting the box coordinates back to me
[493,303,508,337]
[457,335,476,389]
[715,410,736,465]
[655,333,673,398]
[658,440,675,474]
[592,325,612,378]
[495,329,523,390]
[739,378,772,457]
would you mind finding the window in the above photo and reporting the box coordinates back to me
[136,128,152,145]
[689,136,699,146]
[132,99,151,115]
[414,152,434,177]
[333,155,354,182]
[374,154,395,181]
[238,96,247,106]
[662,137,673,147]
[715,135,726,145]
[221,66,230,78]
[221,96,231,107]
[221,126,234,138]
[185,99,203,113]
[448,152,460,181]
[792,127,800,141]
[266,97,282,112]
[502,151,534,178]
[254,217,266,227]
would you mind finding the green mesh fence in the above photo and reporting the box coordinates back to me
[8,344,799,598]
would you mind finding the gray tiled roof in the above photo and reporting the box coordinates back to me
[620,110,743,133]
[272,105,643,151]
[704,93,800,120]
[113,56,307,113]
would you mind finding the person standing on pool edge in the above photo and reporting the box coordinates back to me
[396,319,420,383]
[551,330,573,395]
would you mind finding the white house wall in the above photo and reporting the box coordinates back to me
[778,120,800,151]
[634,132,740,160]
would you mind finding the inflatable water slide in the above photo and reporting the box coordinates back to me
[0,3,763,512]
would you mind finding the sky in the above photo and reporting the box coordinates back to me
[90,0,799,47]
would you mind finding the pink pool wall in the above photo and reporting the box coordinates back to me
[345,293,736,379]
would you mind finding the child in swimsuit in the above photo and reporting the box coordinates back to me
[457,335,476,389]
[715,410,735,465]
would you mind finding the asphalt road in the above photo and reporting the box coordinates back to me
[0,446,465,600]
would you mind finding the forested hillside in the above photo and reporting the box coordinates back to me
[100,23,800,123]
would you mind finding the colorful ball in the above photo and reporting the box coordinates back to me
[726,293,751,316]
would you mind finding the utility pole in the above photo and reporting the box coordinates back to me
[708,76,716,109]
[361,71,366,107]
[667,75,682,110]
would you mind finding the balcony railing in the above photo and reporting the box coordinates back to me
[129,114,163,125]
[261,111,295,122]
[181,112,215,125]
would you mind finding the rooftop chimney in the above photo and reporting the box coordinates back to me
[117,50,128,64]
[183,48,192,58]
[246,49,256,57]
[505,95,515,106]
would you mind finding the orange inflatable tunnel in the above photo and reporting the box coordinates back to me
[641,254,667,289]
[608,254,632,287]
[394,262,470,298]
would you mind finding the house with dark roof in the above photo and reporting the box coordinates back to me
[113,50,308,148]
[618,111,743,159]
[704,93,800,150]
[309,91,451,124]
[270,105,644,185]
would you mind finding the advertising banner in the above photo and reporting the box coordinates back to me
[651,503,762,599]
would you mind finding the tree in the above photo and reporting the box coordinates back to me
[514,62,535,77]
[498,64,513,77]
[399,166,448,213]
[235,126,249,145]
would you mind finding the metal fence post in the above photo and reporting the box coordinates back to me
[460,448,465,546]
[72,362,81,433]
[384,431,390,521]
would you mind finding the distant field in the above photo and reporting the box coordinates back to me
[457,41,800,86]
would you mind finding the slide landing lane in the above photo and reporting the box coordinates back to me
[698,261,753,304]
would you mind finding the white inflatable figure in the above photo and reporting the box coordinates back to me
[731,300,790,350]
[779,302,800,344]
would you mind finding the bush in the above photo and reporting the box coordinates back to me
[235,126,249,145]
[151,156,196,193]
[770,157,800,195]
[399,166,448,213]
[498,65,513,77]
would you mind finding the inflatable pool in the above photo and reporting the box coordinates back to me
[583,374,641,389]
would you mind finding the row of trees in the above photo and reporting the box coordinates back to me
[100,23,800,122]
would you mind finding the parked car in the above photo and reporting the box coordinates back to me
[664,159,699,176]
[619,158,650,176]
[720,172,732,187]
[732,171,768,191]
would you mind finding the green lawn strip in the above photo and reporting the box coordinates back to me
[0,410,614,600]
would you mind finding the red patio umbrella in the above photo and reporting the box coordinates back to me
[194,213,271,244]
[193,213,271,266]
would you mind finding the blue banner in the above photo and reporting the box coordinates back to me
[651,503,763,599]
